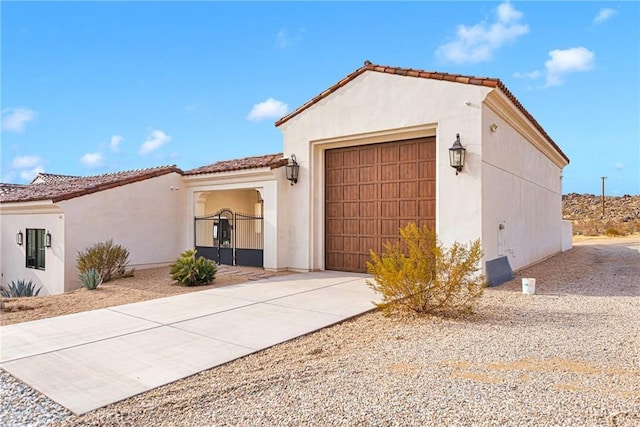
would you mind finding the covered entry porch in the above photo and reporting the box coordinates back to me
[182,155,290,272]
[195,203,264,268]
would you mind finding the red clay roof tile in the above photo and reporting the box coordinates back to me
[1,165,182,204]
[184,153,287,176]
[274,62,569,165]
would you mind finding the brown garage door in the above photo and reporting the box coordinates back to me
[325,137,436,272]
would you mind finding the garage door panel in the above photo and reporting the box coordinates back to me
[344,219,359,235]
[327,186,343,202]
[326,150,343,166]
[418,200,435,218]
[359,183,377,200]
[326,202,343,218]
[343,185,359,200]
[381,200,398,217]
[380,145,399,163]
[359,166,376,182]
[419,181,436,198]
[343,202,358,217]
[326,136,435,272]
[399,162,418,180]
[381,164,398,181]
[327,220,343,234]
[419,162,436,179]
[359,201,376,218]
[381,219,400,236]
[359,219,376,235]
[399,200,418,217]
[399,143,418,161]
[343,168,358,184]
[381,182,398,199]
[400,181,418,198]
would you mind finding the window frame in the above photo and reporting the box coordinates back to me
[26,228,46,270]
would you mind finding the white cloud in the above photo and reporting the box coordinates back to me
[594,8,616,24]
[20,165,44,182]
[615,162,624,170]
[109,135,123,152]
[1,107,36,132]
[80,152,104,168]
[545,47,595,87]
[435,2,529,64]
[275,28,305,49]
[276,29,290,49]
[247,98,289,122]
[11,155,42,169]
[513,70,541,80]
[139,129,171,155]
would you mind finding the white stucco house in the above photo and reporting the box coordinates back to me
[0,62,571,295]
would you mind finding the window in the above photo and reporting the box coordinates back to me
[26,228,46,270]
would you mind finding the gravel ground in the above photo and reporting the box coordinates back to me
[1,238,639,426]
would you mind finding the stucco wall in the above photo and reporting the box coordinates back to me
[0,207,66,295]
[481,106,564,271]
[203,189,260,216]
[278,71,492,271]
[59,172,187,291]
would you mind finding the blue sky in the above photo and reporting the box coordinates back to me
[1,1,638,195]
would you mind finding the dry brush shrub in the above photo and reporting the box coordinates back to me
[366,223,485,316]
[76,239,134,283]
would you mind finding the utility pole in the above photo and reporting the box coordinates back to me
[601,176,607,218]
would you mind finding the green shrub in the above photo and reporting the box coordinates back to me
[76,239,134,282]
[366,223,485,316]
[170,249,217,286]
[80,268,103,290]
[1,279,42,298]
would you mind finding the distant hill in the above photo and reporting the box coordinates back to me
[562,193,640,236]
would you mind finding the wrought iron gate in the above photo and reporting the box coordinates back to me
[194,209,264,268]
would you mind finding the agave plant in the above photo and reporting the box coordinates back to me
[80,268,103,290]
[0,279,42,298]
[170,249,217,286]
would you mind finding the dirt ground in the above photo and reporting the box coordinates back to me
[0,265,290,326]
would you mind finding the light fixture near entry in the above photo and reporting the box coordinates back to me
[45,231,52,248]
[286,154,299,185]
[449,134,466,175]
[16,231,23,245]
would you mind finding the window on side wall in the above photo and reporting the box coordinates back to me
[26,228,46,270]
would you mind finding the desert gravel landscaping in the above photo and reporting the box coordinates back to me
[1,236,639,426]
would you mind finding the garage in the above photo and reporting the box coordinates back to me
[325,136,436,272]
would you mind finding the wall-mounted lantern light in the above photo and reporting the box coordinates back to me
[45,231,52,248]
[16,231,24,246]
[286,154,299,185]
[449,134,466,175]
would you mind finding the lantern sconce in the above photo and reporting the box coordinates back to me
[16,231,24,246]
[449,134,466,175]
[45,231,52,248]
[285,154,300,186]
[490,123,498,133]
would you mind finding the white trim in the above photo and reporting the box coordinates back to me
[484,91,568,168]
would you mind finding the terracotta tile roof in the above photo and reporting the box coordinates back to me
[184,153,287,176]
[275,62,569,164]
[1,165,182,204]
[30,172,80,184]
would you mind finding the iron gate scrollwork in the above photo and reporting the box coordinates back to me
[194,208,264,268]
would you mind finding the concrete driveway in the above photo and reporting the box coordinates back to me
[0,271,379,415]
